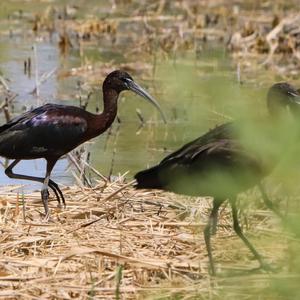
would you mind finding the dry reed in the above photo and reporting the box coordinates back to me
[0,178,286,299]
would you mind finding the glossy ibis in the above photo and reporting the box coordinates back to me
[135,82,300,275]
[0,70,166,217]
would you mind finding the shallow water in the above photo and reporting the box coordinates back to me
[0,3,271,191]
[0,36,270,189]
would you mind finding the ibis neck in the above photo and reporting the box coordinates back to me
[90,88,119,138]
[102,88,119,124]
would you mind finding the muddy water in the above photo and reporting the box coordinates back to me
[0,32,267,191]
[0,40,68,187]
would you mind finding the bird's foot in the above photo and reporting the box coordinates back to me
[259,261,278,273]
[57,203,66,209]
[42,212,50,222]
[41,214,55,223]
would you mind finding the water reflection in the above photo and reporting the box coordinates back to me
[0,37,253,191]
[0,40,71,189]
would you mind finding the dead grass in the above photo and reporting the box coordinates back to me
[0,179,287,299]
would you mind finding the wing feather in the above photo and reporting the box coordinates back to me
[0,104,89,159]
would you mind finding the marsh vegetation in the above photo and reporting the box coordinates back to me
[0,0,299,299]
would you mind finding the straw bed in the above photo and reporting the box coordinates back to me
[0,180,285,299]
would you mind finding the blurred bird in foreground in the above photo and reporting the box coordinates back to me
[135,82,300,275]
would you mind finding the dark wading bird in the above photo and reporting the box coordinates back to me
[135,83,300,275]
[0,70,166,218]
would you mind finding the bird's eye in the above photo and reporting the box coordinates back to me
[122,77,133,88]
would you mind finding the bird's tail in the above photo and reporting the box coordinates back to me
[134,165,164,189]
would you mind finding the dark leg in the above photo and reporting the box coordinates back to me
[41,160,56,218]
[258,183,283,219]
[204,199,223,276]
[211,200,223,235]
[5,159,65,207]
[231,200,269,270]
[49,180,65,207]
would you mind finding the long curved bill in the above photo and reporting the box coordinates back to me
[287,88,300,114]
[126,79,167,124]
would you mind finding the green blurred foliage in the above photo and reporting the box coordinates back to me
[0,1,299,298]
[147,59,300,299]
